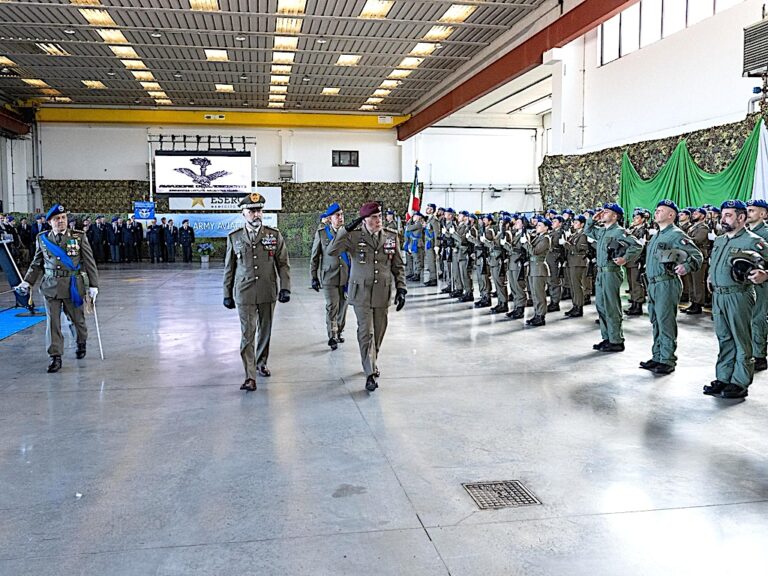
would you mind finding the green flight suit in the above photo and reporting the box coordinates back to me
[708,227,768,389]
[585,218,642,344]
[644,224,703,367]
[749,221,768,361]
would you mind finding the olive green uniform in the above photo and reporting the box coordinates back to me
[546,227,565,305]
[502,230,527,310]
[455,221,474,296]
[564,229,590,307]
[626,222,648,304]
[24,229,99,357]
[469,226,491,299]
[327,224,406,377]
[404,220,424,279]
[223,224,291,379]
[424,214,441,283]
[584,218,642,344]
[749,221,768,361]
[687,220,711,307]
[708,227,768,390]
[644,224,703,367]
[488,225,508,306]
[310,224,350,341]
[525,233,551,317]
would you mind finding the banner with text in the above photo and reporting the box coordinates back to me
[155,151,252,196]
[168,187,282,211]
[155,213,277,238]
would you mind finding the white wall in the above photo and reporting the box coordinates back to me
[0,135,33,213]
[554,0,764,154]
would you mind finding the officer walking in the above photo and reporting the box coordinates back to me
[16,204,99,372]
[178,219,196,262]
[223,193,291,391]
[639,200,703,375]
[585,203,642,352]
[310,203,350,350]
[327,201,406,392]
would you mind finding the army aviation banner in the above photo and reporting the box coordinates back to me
[154,213,277,238]
[154,151,252,196]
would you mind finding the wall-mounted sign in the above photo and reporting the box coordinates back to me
[168,187,282,211]
[154,212,278,238]
[155,150,251,196]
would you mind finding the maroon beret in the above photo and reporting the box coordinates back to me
[359,201,381,218]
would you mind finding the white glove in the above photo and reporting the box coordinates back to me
[520,235,528,245]
[707,231,716,240]
[500,237,507,246]
[639,237,647,246]
[434,246,439,254]
[441,227,447,235]
[89,287,99,300]
[480,235,489,243]
[15,280,30,294]
[648,228,658,236]
[447,227,455,235]
[587,236,596,244]
[465,232,472,241]
[558,237,566,245]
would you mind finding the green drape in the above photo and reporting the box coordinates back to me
[619,118,762,216]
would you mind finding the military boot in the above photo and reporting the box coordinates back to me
[528,315,546,327]
[506,307,524,320]
[47,355,62,373]
[76,343,87,359]
[683,303,703,315]
[565,305,583,318]
[546,301,560,312]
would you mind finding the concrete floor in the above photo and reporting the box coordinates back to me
[2,260,768,575]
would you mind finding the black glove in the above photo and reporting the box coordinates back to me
[395,288,407,311]
[278,289,291,303]
[345,216,364,232]
[223,297,236,309]
[311,278,321,292]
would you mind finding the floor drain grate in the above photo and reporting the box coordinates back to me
[462,480,541,510]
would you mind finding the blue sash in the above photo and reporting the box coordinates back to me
[325,226,350,293]
[425,228,435,250]
[40,234,84,307]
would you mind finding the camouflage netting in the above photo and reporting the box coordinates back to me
[539,113,763,211]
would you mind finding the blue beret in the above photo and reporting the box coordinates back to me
[459,210,469,216]
[502,215,512,222]
[111,216,119,222]
[693,207,707,216]
[45,203,66,221]
[96,215,103,219]
[484,213,494,221]
[445,207,455,214]
[574,214,587,224]
[562,209,574,215]
[467,213,478,220]
[747,199,768,210]
[603,202,624,217]
[385,209,395,215]
[538,217,552,228]
[6,215,14,222]
[657,199,679,213]
[35,214,43,220]
[721,200,747,210]
[427,203,436,209]
[412,211,423,217]
[322,202,342,218]
[546,209,557,215]
[438,207,445,211]
[552,215,564,223]
[680,209,692,216]
[710,207,721,214]
[512,213,521,219]
[585,209,595,216]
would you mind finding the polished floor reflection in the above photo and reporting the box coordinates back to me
[2,261,768,575]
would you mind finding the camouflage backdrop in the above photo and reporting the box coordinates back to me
[539,113,762,211]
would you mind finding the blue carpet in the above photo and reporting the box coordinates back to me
[0,307,46,340]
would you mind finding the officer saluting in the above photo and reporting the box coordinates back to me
[310,202,350,350]
[327,201,407,392]
[16,204,99,372]
[223,192,291,391]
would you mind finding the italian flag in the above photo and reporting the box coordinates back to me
[405,163,420,221]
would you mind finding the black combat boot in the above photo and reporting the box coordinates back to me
[565,306,583,318]
[328,337,338,351]
[506,307,524,319]
[459,292,474,303]
[625,302,643,316]
[683,303,703,315]
[754,357,768,372]
[546,301,560,312]
[365,375,378,392]
[47,355,62,373]
[76,343,87,359]
[529,315,546,327]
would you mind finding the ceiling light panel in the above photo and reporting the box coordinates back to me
[70,0,101,5]
[155,99,173,105]
[190,0,219,11]
[270,85,288,93]
[439,4,477,23]
[359,104,377,111]
[22,79,50,87]
[277,0,306,15]
[148,91,168,99]
[121,60,148,69]
[410,43,437,57]
[359,0,394,19]
[39,88,62,96]
[0,56,16,66]
[205,49,229,62]
[336,54,361,66]
[269,94,286,101]
[380,79,400,89]
[140,82,162,90]
[132,71,155,81]
[50,97,73,103]
[82,80,107,89]
[96,29,128,43]
[372,89,391,97]
[36,43,71,56]
[274,36,298,50]
[398,57,423,69]
[109,46,139,59]
[276,18,303,35]
[268,102,285,108]
[424,25,454,41]
[215,83,234,92]
[366,97,383,104]
[79,9,118,27]
[270,75,290,85]
[321,87,340,95]
[388,69,412,79]
[273,51,295,64]
[271,64,292,74]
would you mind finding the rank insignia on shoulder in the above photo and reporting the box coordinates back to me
[757,242,766,250]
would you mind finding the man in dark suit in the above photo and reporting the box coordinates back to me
[146,218,162,263]
[165,219,178,262]
[132,218,144,261]
[178,219,195,262]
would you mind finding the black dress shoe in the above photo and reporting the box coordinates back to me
[564,306,583,318]
[528,315,546,327]
[593,340,609,350]
[703,380,728,396]
[47,355,62,373]
[721,384,748,399]
[374,368,380,378]
[256,365,271,377]
[337,335,345,343]
[423,280,438,287]
[584,297,592,305]
[684,303,703,315]
[450,290,463,298]
[600,342,625,353]
[625,303,643,316]
[459,294,474,303]
[546,302,560,312]
[474,298,491,308]
[240,378,257,391]
[755,357,767,372]
[652,363,675,375]
[440,287,452,294]
[76,343,86,359]
[365,375,379,392]
[639,359,660,370]
[506,307,524,319]
[328,337,338,351]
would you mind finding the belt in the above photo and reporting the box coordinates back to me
[647,275,677,285]
[711,285,752,294]
[44,269,80,278]
[597,265,620,272]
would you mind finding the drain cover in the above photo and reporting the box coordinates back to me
[462,480,541,510]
